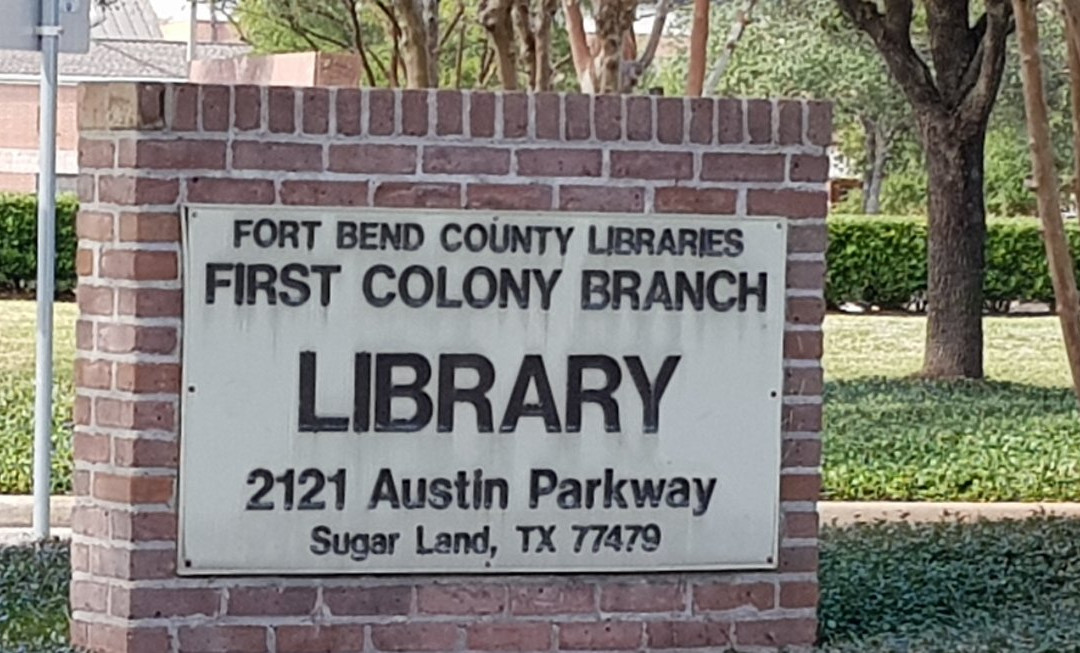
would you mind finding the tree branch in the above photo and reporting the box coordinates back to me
[957,0,1012,128]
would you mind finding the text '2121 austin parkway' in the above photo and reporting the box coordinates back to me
[178,207,787,574]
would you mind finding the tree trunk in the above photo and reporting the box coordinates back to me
[861,121,887,215]
[396,0,433,87]
[686,0,709,96]
[596,0,635,93]
[423,0,440,87]
[921,117,988,379]
[480,0,518,90]
[561,0,595,92]
[534,0,559,91]
[512,0,537,89]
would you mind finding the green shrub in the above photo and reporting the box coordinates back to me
[0,193,78,295]
[827,214,1079,310]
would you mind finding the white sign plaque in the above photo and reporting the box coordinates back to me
[179,206,787,575]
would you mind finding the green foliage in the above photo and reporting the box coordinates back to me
[827,215,1080,310]
[0,194,78,295]
[0,301,75,495]
[0,542,73,653]
[820,518,1080,651]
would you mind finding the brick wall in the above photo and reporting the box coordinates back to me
[0,83,79,192]
[73,82,829,653]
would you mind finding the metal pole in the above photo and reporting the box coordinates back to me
[33,0,60,541]
[187,0,197,63]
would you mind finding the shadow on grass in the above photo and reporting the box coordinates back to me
[819,517,1080,652]
[823,378,1080,502]
[0,541,71,653]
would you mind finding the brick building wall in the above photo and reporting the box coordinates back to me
[0,83,79,192]
[73,82,829,653]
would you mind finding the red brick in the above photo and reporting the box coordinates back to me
[781,581,819,608]
[228,587,316,616]
[467,623,551,651]
[112,436,177,469]
[73,429,109,466]
[75,359,111,390]
[323,585,411,615]
[78,174,95,202]
[268,87,295,133]
[201,85,230,132]
[98,176,179,205]
[368,89,395,135]
[276,625,364,653]
[70,621,88,649]
[717,99,743,144]
[110,510,177,541]
[785,330,824,359]
[233,85,261,131]
[467,184,552,210]
[402,89,429,136]
[646,621,732,649]
[747,99,772,143]
[119,140,225,170]
[503,93,529,138]
[510,584,594,615]
[534,93,559,139]
[436,90,463,135]
[114,362,180,394]
[565,94,591,140]
[336,88,362,136]
[232,141,322,171]
[789,297,826,325]
[77,211,114,241]
[375,182,460,208]
[783,404,823,432]
[132,83,167,130]
[79,139,114,168]
[178,625,269,653]
[784,366,824,396]
[808,100,832,146]
[329,143,416,174]
[74,396,91,427]
[780,545,819,573]
[93,472,174,504]
[280,180,368,206]
[787,259,826,290]
[784,510,819,538]
[76,248,94,276]
[302,88,329,134]
[594,94,622,141]
[689,98,714,144]
[781,472,821,500]
[791,154,830,182]
[600,582,685,612]
[735,617,817,647]
[88,623,170,653]
[111,586,218,618]
[471,92,496,138]
[76,320,94,351]
[518,148,601,177]
[559,185,644,212]
[171,85,198,131]
[701,153,785,182]
[118,212,180,242]
[187,177,275,204]
[94,398,175,430]
[424,145,510,174]
[71,542,89,571]
[78,286,113,315]
[97,324,177,354]
[655,187,737,214]
[789,223,827,254]
[370,623,459,652]
[558,621,642,650]
[92,546,177,580]
[626,96,652,141]
[778,100,803,145]
[749,189,828,218]
[694,582,774,612]
[612,151,692,180]
[99,250,177,281]
[117,288,182,317]
[656,97,684,144]
[418,584,504,615]
[72,505,109,537]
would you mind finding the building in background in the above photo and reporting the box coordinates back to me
[0,0,247,192]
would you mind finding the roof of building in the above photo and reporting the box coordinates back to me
[0,40,250,80]
[91,0,163,40]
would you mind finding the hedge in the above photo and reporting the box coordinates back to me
[828,214,1077,311]
[0,193,78,295]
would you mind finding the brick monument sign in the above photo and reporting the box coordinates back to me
[72,82,828,652]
